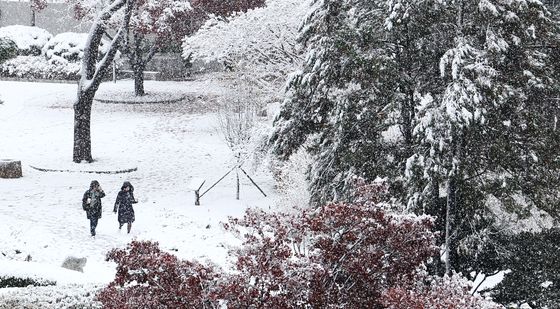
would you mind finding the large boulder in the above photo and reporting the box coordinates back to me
[61,256,87,273]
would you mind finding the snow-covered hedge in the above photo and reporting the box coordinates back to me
[42,32,110,64]
[0,284,102,309]
[0,56,81,80]
[0,32,118,80]
[0,38,18,63]
[0,25,52,56]
[0,258,103,307]
[0,275,55,288]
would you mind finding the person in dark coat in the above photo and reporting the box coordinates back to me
[113,181,138,234]
[82,180,105,238]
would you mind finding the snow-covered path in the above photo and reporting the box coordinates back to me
[0,78,274,284]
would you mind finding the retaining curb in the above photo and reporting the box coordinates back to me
[29,165,137,174]
[94,95,186,104]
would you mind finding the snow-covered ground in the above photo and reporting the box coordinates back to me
[0,77,275,290]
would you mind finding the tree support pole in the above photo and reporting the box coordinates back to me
[239,167,267,197]
[199,165,237,198]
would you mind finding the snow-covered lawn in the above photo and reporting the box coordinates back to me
[0,78,274,292]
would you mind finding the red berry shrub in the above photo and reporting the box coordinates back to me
[97,240,219,309]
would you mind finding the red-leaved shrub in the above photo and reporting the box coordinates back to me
[218,182,438,308]
[97,183,502,308]
[382,271,504,309]
[97,240,219,308]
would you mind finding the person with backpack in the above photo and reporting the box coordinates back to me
[82,180,105,238]
[113,181,138,234]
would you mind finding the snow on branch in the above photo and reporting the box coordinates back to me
[183,0,310,77]
[79,0,133,92]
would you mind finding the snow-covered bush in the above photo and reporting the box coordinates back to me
[0,25,52,56]
[97,240,220,308]
[219,183,437,308]
[0,283,102,308]
[0,275,55,288]
[218,182,502,308]
[270,147,312,211]
[382,271,504,309]
[98,182,501,308]
[42,32,110,64]
[0,38,18,63]
[0,32,115,80]
[0,56,81,80]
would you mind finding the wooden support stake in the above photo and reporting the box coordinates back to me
[194,180,205,206]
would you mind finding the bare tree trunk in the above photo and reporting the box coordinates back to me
[429,178,446,276]
[72,0,133,162]
[31,10,36,27]
[236,168,240,200]
[125,30,158,96]
[132,32,145,96]
[444,0,465,276]
[73,92,94,162]
[444,176,457,276]
[133,62,145,96]
[402,89,415,148]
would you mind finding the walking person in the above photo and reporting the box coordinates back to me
[113,181,137,234]
[82,180,105,238]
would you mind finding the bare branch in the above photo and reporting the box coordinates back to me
[80,0,134,93]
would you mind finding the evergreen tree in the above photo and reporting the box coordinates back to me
[271,0,560,292]
[270,0,466,205]
[270,0,390,204]
[483,229,560,308]
[407,0,560,274]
